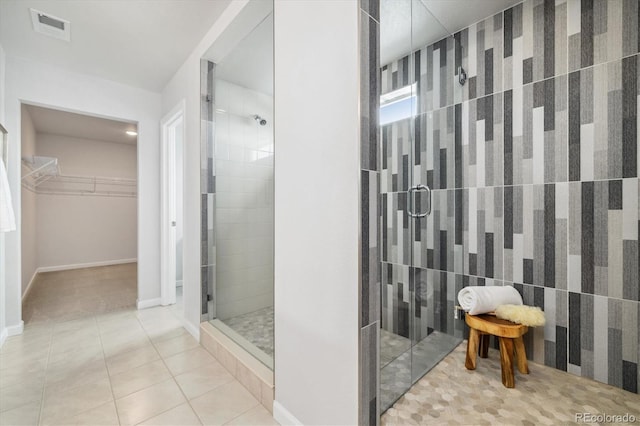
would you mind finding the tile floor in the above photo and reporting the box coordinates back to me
[0,265,278,426]
[382,343,640,425]
[22,263,138,324]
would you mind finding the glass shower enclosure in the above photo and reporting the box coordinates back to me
[379,0,464,411]
[200,2,274,370]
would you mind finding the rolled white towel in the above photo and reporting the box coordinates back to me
[457,286,523,315]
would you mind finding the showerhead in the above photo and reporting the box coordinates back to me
[253,115,267,126]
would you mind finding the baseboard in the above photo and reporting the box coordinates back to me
[273,401,302,426]
[37,258,137,273]
[182,317,200,341]
[22,270,39,301]
[6,321,24,337]
[137,297,162,310]
[0,327,7,348]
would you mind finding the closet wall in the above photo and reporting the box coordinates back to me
[20,105,37,294]
[22,123,137,295]
[35,133,137,269]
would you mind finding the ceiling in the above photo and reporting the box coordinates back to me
[0,0,232,92]
[25,104,138,146]
[215,14,273,96]
[381,0,522,65]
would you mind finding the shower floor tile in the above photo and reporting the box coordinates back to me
[380,329,411,368]
[223,307,274,358]
[382,343,640,425]
[380,331,461,412]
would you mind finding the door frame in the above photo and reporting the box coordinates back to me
[160,99,185,306]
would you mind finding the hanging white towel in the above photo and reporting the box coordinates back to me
[457,286,523,315]
[0,161,16,232]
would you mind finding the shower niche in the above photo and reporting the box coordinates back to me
[378,0,465,412]
[199,0,274,379]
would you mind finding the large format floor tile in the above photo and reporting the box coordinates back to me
[114,379,185,425]
[190,381,260,425]
[1,265,278,426]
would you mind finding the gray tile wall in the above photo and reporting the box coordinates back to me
[200,60,216,320]
[359,0,380,424]
[378,0,639,395]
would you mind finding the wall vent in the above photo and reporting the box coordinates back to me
[30,9,71,42]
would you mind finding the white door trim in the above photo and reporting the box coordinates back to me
[160,99,185,306]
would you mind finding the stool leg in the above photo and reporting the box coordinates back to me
[465,328,480,370]
[514,336,529,374]
[498,337,515,388]
[479,334,490,358]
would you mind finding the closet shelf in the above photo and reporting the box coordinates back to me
[21,155,60,186]
[22,157,136,198]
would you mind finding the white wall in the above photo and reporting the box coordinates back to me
[273,1,360,424]
[175,121,184,283]
[35,134,137,270]
[0,43,5,122]
[215,79,273,320]
[20,105,37,295]
[3,55,162,331]
[161,0,249,338]
[0,41,7,342]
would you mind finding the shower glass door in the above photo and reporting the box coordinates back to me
[379,0,462,411]
[379,0,417,409]
[199,1,274,371]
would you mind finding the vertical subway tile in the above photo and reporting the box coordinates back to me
[581,181,595,294]
[361,171,380,327]
[360,11,379,172]
[361,4,380,422]
[622,178,639,301]
[375,0,638,398]
[517,0,567,85]
[359,0,379,22]
[359,323,379,426]
[456,12,503,102]
[568,0,639,72]
[622,55,638,178]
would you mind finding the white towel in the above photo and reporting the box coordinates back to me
[0,161,16,232]
[457,286,523,315]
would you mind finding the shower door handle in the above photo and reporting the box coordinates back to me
[407,184,431,218]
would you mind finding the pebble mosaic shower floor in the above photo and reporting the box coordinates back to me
[223,307,274,358]
[382,343,640,425]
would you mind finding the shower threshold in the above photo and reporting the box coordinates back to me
[209,318,273,370]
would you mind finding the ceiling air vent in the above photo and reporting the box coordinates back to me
[30,9,71,42]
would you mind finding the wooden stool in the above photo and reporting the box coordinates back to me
[464,313,529,388]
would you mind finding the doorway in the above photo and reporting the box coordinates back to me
[19,103,139,322]
[160,101,185,308]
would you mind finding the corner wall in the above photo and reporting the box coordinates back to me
[20,105,37,296]
[273,1,360,424]
[0,41,7,343]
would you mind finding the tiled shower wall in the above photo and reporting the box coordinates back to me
[359,0,380,424]
[213,79,274,320]
[201,60,215,321]
[378,0,639,396]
